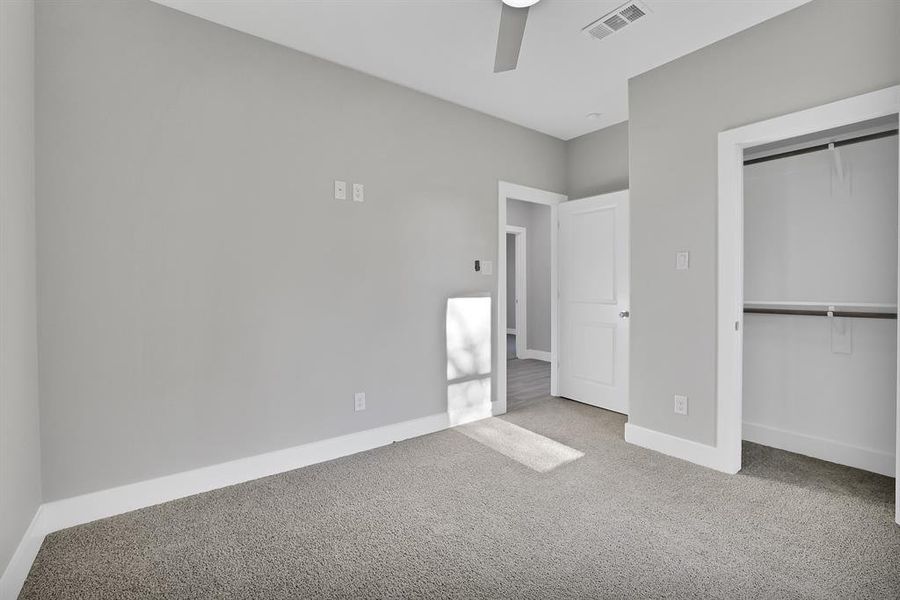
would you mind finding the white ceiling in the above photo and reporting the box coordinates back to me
[152,0,811,140]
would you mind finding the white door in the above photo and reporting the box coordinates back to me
[558,190,629,414]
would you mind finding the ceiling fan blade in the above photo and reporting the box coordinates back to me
[493,4,529,73]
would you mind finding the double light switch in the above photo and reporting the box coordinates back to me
[334,180,364,202]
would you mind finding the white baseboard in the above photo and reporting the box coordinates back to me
[743,421,895,477]
[0,411,452,600]
[518,349,551,362]
[506,328,517,335]
[0,507,45,600]
[624,423,738,474]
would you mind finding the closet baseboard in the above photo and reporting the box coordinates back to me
[743,421,895,477]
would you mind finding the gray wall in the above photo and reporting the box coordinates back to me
[627,0,900,445]
[35,0,566,500]
[565,121,629,200]
[506,234,516,330]
[0,0,42,576]
[506,199,551,353]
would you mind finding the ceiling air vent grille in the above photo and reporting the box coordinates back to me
[584,1,650,41]
[603,14,628,31]
[620,4,646,22]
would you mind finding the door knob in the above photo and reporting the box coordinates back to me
[619,310,630,318]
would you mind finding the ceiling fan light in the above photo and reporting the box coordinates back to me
[502,0,540,7]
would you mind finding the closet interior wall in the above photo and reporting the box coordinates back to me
[742,123,899,476]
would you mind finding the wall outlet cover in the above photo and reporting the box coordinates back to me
[352,183,364,202]
[481,260,493,275]
[675,251,690,270]
[354,392,366,411]
[674,394,688,415]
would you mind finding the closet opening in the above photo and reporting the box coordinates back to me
[716,86,900,524]
[741,115,898,484]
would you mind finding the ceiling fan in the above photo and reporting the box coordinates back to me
[494,0,541,73]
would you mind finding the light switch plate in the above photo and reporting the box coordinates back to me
[481,260,493,275]
[676,251,690,270]
[334,180,347,200]
[674,394,688,415]
[352,183,364,203]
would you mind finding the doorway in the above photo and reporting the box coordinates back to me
[496,182,565,415]
[716,85,900,524]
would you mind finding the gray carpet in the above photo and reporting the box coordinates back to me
[21,361,900,599]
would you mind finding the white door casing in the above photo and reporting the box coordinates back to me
[558,191,630,414]
[506,226,527,358]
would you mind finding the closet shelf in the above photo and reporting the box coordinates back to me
[744,301,897,320]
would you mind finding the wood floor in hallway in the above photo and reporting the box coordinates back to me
[507,358,551,413]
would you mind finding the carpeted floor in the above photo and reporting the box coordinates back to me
[20,361,900,599]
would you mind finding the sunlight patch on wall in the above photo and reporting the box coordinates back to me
[446,296,492,426]
[447,378,492,426]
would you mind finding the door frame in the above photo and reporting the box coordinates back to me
[716,85,900,523]
[496,182,566,415]
[505,225,527,357]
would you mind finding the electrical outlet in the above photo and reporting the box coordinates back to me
[354,392,366,412]
[352,183,364,203]
[334,180,347,200]
[481,260,493,275]
[675,251,690,270]
[674,394,688,416]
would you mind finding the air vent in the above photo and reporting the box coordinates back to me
[620,4,646,22]
[584,1,650,41]
[603,14,628,31]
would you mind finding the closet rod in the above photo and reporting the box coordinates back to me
[743,128,898,166]
[744,307,897,320]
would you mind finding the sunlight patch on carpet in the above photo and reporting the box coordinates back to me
[456,418,584,472]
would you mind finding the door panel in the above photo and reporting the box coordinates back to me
[571,207,617,302]
[559,191,629,414]
[571,321,615,384]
